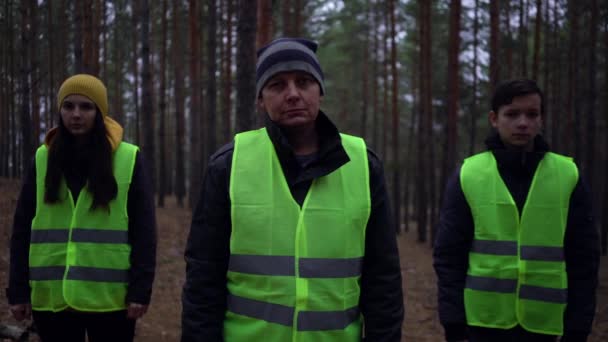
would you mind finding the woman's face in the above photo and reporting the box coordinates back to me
[60,94,97,137]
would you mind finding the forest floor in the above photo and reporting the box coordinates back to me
[1,177,607,341]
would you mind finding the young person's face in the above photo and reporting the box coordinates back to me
[489,93,542,151]
[258,71,322,129]
[60,94,97,137]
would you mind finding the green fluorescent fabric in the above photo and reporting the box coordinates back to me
[225,128,370,341]
[29,142,138,312]
[460,151,578,335]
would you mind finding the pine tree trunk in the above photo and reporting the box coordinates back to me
[140,0,155,193]
[445,0,460,192]
[256,0,273,50]
[282,0,291,36]
[236,0,257,133]
[417,0,432,243]
[532,0,542,80]
[222,0,233,143]
[206,0,218,157]
[388,0,400,233]
[469,0,479,155]
[132,0,141,143]
[172,0,185,207]
[360,0,370,139]
[372,3,379,150]
[29,0,40,146]
[19,0,33,175]
[73,2,83,73]
[158,0,168,208]
[188,0,202,208]
[489,0,499,94]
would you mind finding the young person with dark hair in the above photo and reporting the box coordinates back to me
[433,78,599,342]
[7,74,157,342]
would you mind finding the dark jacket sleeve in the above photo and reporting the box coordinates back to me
[126,152,157,305]
[6,160,36,305]
[359,151,404,342]
[433,167,473,341]
[561,177,599,342]
[181,148,232,342]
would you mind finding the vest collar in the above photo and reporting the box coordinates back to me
[264,110,350,182]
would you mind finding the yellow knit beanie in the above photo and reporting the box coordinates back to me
[51,74,123,150]
[57,74,108,117]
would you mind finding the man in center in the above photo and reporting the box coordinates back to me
[181,37,404,341]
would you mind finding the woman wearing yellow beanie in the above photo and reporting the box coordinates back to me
[7,74,157,342]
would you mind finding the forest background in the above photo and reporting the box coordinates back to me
[1,0,608,341]
[1,0,607,250]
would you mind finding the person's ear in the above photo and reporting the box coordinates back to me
[257,96,266,112]
[489,111,498,128]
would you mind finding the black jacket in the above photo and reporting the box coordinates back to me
[7,150,157,306]
[181,112,404,341]
[433,133,599,342]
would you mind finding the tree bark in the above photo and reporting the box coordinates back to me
[519,0,528,77]
[73,2,83,73]
[132,0,141,143]
[29,0,39,146]
[19,0,33,175]
[236,0,258,133]
[469,0,479,155]
[489,0,500,94]
[140,0,155,193]
[584,0,597,182]
[256,0,273,50]
[206,0,218,157]
[222,0,234,143]
[158,0,168,207]
[445,0,461,190]
[172,0,185,206]
[189,0,202,208]
[382,11,389,158]
[360,0,370,139]
[532,0,542,80]
[417,0,432,243]
[282,0,291,36]
[389,0,400,233]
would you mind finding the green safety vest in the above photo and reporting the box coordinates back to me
[29,142,138,312]
[460,151,578,335]
[225,128,371,342]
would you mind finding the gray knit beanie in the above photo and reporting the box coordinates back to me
[256,37,325,97]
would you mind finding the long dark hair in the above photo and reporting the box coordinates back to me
[44,110,118,210]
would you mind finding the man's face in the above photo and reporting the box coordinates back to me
[258,71,321,129]
[489,93,542,151]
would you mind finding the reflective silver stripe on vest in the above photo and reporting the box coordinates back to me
[66,266,128,283]
[31,229,69,243]
[298,306,360,331]
[465,275,517,293]
[229,255,362,278]
[29,266,65,280]
[520,246,564,262]
[299,257,363,278]
[519,284,567,304]
[31,228,128,244]
[229,255,295,276]
[471,240,517,255]
[228,293,294,326]
[71,229,129,244]
[228,294,360,331]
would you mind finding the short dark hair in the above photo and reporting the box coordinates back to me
[491,79,544,115]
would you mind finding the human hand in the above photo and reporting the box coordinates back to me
[9,303,31,321]
[126,302,148,319]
